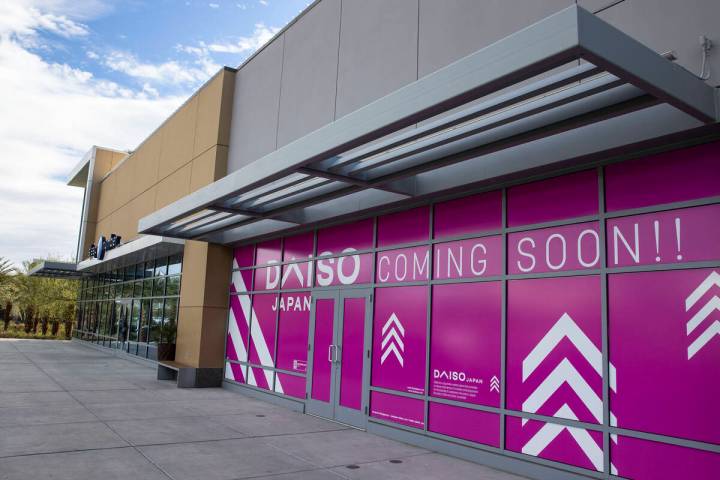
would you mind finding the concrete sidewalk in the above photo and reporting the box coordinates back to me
[0,339,527,480]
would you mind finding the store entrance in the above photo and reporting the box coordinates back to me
[306,289,372,429]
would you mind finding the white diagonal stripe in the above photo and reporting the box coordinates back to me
[688,320,720,359]
[522,358,603,424]
[235,272,278,391]
[685,271,720,311]
[686,296,720,335]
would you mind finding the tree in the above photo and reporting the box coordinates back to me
[9,258,79,338]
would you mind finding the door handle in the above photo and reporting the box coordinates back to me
[334,345,341,364]
[328,345,333,362]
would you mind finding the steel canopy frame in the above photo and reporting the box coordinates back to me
[138,5,718,245]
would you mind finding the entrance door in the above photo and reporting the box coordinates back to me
[306,289,371,428]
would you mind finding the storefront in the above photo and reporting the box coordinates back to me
[219,141,720,478]
[60,3,720,479]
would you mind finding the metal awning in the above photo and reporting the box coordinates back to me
[77,235,185,274]
[139,5,718,245]
[27,261,84,279]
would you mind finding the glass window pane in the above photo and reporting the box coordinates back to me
[165,275,180,296]
[129,301,140,342]
[149,299,163,345]
[153,277,166,297]
[134,279,143,297]
[144,261,154,278]
[143,279,153,298]
[168,255,182,275]
[162,298,178,344]
[139,300,151,343]
[154,257,168,276]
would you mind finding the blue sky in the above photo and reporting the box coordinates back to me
[0,0,310,268]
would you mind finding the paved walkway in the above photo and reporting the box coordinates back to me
[0,339,527,480]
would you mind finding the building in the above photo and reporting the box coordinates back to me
[56,2,720,479]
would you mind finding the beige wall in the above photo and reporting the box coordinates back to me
[80,67,236,371]
[82,67,236,257]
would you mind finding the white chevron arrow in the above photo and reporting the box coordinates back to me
[381,328,405,351]
[522,358,603,425]
[522,404,615,473]
[685,271,720,310]
[523,313,617,391]
[382,313,405,336]
[686,296,720,335]
[490,376,500,393]
[380,313,405,366]
[381,343,404,366]
[688,320,720,359]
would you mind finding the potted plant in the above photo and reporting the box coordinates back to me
[157,322,177,361]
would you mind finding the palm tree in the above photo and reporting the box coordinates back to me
[0,257,14,278]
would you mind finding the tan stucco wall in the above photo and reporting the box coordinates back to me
[80,67,236,371]
[82,67,236,257]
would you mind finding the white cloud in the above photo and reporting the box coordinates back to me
[259,0,269,6]
[103,49,219,85]
[208,3,219,8]
[236,3,247,9]
[0,1,187,268]
[205,23,279,54]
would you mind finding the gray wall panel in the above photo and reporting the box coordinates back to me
[334,0,419,119]
[276,0,342,148]
[594,0,719,86]
[227,34,285,172]
[226,0,719,174]
[418,0,572,78]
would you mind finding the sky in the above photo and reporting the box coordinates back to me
[0,0,310,268]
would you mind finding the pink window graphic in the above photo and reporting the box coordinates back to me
[609,268,720,445]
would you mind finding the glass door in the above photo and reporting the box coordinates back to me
[306,289,372,429]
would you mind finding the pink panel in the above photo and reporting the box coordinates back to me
[249,366,271,390]
[430,282,501,407]
[311,298,334,403]
[507,169,598,227]
[283,232,314,261]
[315,253,372,287]
[231,269,253,293]
[377,206,430,247]
[371,286,427,395]
[433,236,502,280]
[275,373,306,400]
[375,246,430,284]
[227,293,250,363]
[254,239,282,290]
[605,141,720,212]
[428,403,500,447]
[507,276,603,424]
[370,391,424,429]
[276,292,310,373]
[607,204,720,268]
[434,191,502,239]
[609,269,720,444]
[248,294,276,367]
[255,238,282,265]
[233,245,254,269]
[506,416,604,472]
[612,435,720,480]
[339,297,365,410]
[316,218,374,254]
[508,222,601,274]
[225,362,246,383]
